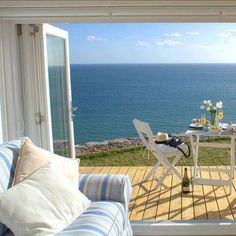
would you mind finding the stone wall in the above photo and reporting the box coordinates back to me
[75,137,143,155]
[58,133,218,156]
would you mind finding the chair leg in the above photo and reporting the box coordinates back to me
[155,167,172,189]
[162,155,182,181]
[143,148,150,161]
[143,148,146,158]
[144,160,161,181]
[170,156,182,181]
[145,152,183,188]
[192,178,195,192]
[171,167,182,181]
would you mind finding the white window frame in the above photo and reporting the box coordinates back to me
[1,1,236,235]
[41,23,75,158]
[16,23,75,156]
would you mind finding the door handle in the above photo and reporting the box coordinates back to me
[35,112,45,125]
[72,106,78,112]
[71,106,78,120]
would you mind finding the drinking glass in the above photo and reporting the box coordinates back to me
[200,114,206,126]
[218,109,224,124]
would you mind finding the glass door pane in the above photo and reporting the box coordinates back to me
[46,35,71,157]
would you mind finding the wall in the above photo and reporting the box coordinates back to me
[0,103,2,143]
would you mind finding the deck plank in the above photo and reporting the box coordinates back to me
[132,167,154,220]
[126,166,139,183]
[168,166,182,220]
[116,166,130,175]
[98,166,113,174]
[209,167,234,220]
[156,166,172,220]
[181,166,195,220]
[129,166,148,220]
[223,166,236,219]
[80,165,234,221]
[201,167,220,220]
[108,166,121,174]
[192,168,208,220]
[89,166,104,174]
[227,166,236,192]
[126,167,139,220]
[216,166,235,220]
[142,167,164,220]
[79,166,95,174]
[128,166,143,219]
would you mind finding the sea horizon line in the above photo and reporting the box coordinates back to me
[70,62,236,65]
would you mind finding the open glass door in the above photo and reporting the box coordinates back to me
[42,24,75,158]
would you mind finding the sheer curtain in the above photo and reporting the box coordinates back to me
[0,20,25,142]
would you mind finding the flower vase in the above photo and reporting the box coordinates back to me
[210,111,218,126]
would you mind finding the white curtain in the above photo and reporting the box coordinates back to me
[0,20,25,142]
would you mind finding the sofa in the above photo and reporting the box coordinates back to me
[0,140,133,236]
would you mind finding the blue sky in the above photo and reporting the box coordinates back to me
[55,23,236,64]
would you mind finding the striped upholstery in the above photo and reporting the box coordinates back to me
[0,140,21,236]
[0,142,133,236]
[79,174,132,210]
[79,174,132,234]
[58,201,128,236]
[0,140,21,193]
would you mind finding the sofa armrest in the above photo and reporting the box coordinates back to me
[79,174,132,209]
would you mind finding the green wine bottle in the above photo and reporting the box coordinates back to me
[182,168,190,194]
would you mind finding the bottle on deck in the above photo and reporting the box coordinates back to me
[182,167,190,194]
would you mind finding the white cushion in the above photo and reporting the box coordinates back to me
[13,137,79,188]
[0,162,91,236]
[158,143,188,154]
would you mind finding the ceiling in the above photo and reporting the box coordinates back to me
[1,1,236,22]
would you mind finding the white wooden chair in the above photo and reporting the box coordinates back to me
[143,147,150,160]
[133,118,186,189]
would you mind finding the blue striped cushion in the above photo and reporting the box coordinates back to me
[79,174,132,206]
[0,140,21,193]
[58,201,125,236]
[0,140,21,236]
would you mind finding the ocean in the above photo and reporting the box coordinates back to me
[70,64,236,144]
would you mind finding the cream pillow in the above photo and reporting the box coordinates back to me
[0,162,91,236]
[13,138,79,188]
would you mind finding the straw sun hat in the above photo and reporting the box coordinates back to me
[155,132,169,144]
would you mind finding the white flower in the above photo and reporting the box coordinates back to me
[216,101,223,109]
[200,105,205,110]
[206,107,210,111]
[206,100,212,106]
[203,100,207,104]
[213,106,217,110]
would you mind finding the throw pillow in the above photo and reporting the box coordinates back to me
[13,137,79,188]
[0,162,90,236]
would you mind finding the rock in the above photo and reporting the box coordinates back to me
[85,141,109,146]
[74,132,205,156]
[75,136,143,156]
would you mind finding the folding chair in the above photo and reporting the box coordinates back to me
[133,118,186,189]
[143,147,150,160]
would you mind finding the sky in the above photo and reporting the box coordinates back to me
[55,23,236,64]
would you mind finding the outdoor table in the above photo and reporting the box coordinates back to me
[185,123,236,194]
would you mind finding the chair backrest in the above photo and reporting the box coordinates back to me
[133,118,157,153]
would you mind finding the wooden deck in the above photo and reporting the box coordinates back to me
[80,166,236,221]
